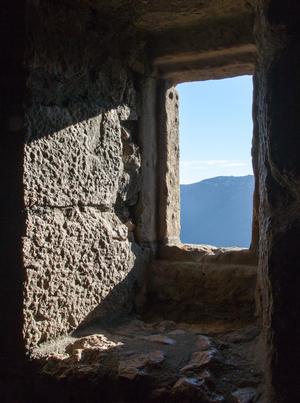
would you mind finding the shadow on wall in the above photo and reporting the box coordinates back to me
[2,240,148,403]
[23,101,149,347]
[72,242,148,335]
[2,1,150,392]
[22,51,150,351]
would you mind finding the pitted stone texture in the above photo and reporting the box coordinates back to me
[23,4,145,351]
[119,140,142,206]
[25,108,124,208]
[23,207,144,348]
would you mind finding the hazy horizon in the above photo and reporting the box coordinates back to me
[180,173,254,186]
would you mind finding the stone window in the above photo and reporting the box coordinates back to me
[178,77,254,248]
[156,74,259,261]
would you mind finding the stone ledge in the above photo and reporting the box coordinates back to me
[159,243,258,265]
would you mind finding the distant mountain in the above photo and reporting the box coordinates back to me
[180,175,254,248]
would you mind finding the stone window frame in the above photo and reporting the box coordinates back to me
[155,70,259,264]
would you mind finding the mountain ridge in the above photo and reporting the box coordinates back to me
[180,175,254,248]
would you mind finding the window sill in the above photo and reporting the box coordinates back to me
[159,242,258,266]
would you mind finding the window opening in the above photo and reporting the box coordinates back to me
[178,76,254,248]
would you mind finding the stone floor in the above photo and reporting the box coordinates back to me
[34,317,262,403]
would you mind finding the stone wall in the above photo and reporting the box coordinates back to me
[255,1,300,401]
[157,84,180,245]
[3,1,300,402]
[23,1,148,349]
[146,246,257,323]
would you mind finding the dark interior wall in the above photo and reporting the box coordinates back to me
[1,1,300,402]
[255,0,300,401]
[0,0,26,385]
[23,0,149,350]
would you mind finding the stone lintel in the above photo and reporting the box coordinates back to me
[153,45,256,83]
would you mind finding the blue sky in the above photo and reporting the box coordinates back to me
[177,75,253,184]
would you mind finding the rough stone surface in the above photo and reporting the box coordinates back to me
[158,85,180,244]
[145,258,257,323]
[135,78,158,247]
[79,0,254,35]
[23,1,148,349]
[32,318,261,403]
[254,1,300,402]
[23,208,145,346]
[180,349,222,373]
[4,1,300,403]
[160,244,258,264]
[25,108,124,208]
